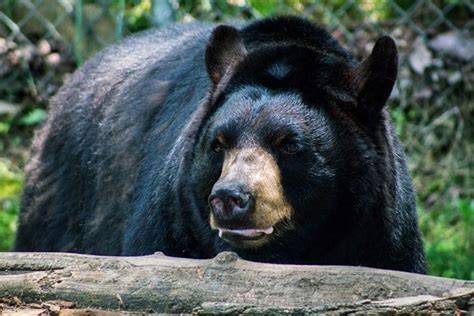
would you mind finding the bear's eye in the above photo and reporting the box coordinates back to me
[213,143,222,153]
[211,139,224,153]
[273,133,300,155]
[281,142,300,155]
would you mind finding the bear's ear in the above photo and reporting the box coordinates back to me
[351,36,398,117]
[205,25,247,85]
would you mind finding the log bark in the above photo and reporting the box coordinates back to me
[0,251,473,314]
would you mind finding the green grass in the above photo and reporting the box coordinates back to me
[0,158,22,251]
[419,199,474,280]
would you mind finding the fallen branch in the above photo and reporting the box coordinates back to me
[0,251,473,314]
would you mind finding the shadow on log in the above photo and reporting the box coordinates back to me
[0,251,473,314]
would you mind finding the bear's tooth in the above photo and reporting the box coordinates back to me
[263,226,274,235]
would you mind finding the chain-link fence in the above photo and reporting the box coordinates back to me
[2,1,473,59]
[1,1,472,100]
[0,0,473,203]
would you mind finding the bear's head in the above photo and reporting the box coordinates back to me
[191,21,398,253]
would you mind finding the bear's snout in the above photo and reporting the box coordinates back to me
[207,147,294,248]
[209,185,253,222]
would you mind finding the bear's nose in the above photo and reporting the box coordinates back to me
[209,187,252,220]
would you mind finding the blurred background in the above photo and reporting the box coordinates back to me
[0,0,472,279]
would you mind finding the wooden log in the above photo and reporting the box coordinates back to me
[0,251,473,314]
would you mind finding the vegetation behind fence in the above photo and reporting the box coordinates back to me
[0,0,472,279]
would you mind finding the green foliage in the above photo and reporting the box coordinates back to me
[391,95,473,280]
[0,159,22,251]
[124,0,153,32]
[419,199,474,280]
[249,0,278,16]
[18,109,47,126]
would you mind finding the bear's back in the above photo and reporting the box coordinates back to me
[15,23,215,253]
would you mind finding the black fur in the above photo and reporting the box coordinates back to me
[15,16,425,273]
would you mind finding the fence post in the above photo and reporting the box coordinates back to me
[73,0,84,65]
[115,0,125,40]
[151,0,174,27]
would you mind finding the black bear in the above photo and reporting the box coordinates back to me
[15,16,425,273]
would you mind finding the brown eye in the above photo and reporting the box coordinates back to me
[273,133,300,155]
[281,142,300,154]
[213,144,222,153]
[212,132,226,154]
[212,140,223,153]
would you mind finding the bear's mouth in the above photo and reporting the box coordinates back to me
[217,226,274,242]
